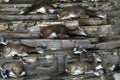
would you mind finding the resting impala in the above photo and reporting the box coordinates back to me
[19,4,55,15]
[0,36,45,57]
[0,62,26,78]
[41,24,87,38]
[66,53,103,75]
[1,44,45,58]
[58,6,107,19]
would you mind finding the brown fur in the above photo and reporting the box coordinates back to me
[2,62,25,77]
[43,4,55,13]
[22,4,55,15]
[67,61,95,75]
[70,61,94,70]
[58,6,101,19]
[67,53,99,75]
[41,24,83,38]
[101,59,114,70]
[2,44,37,57]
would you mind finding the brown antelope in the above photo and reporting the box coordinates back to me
[93,59,116,80]
[19,4,55,15]
[93,54,119,77]
[101,59,116,72]
[58,6,107,19]
[41,24,87,38]
[66,53,102,75]
[0,62,26,78]
[66,61,95,75]
[1,44,44,58]
[96,54,119,73]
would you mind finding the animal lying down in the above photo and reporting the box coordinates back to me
[0,36,45,58]
[72,46,119,76]
[66,52,118,77]
[58,6,107,19]
[0,62,26,79]
[1,44,45,58]
[41,24,87,38]
[18,4,55,15]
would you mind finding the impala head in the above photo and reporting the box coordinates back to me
[95,10,107,19]
[74,26,87,36]
[73,45,87,54]
[0,36,8,45]
[92,53,102,62]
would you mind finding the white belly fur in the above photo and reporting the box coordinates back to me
[48,32,57,38]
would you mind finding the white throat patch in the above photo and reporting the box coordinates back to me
[20,71,25,76]
[48,32,57,38]
[98,14,107,19]
[96,56,102,62]
[3,0,10,2]
[9,71,17,77]
[0,67,7,79]
[1,41,7,45]
[95,64,103,70]
[73,69,84,75]
[49,9,55,13]
[37,7,46,14]
[108,64,116,71]
[19,10,24,14]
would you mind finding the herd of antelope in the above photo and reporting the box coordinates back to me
[0,36,119,79]
[0,0,119,80]
[16,1,107,39]
[67,46,119,79]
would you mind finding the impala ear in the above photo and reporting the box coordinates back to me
[0,67,8,79]
[0,66,3,71]
[79,28,87,36]
[20,71,26,76]
[96,10,107,19]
